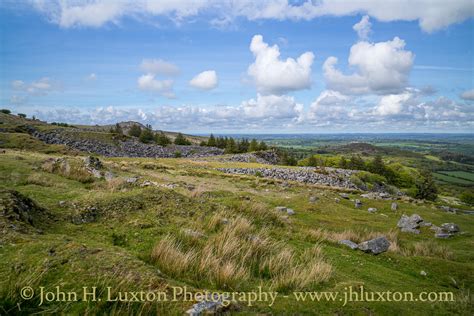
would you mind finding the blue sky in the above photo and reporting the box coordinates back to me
[0,1,473,133]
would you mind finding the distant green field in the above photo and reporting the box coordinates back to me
[438,171,474,181]
[433,171,474,185]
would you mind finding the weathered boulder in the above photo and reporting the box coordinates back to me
[358,236,390,255]
[340,193,350,199]
[84,156,103,170]
[397,214,424,234]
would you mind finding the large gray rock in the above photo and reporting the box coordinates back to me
[397,214,424,234]
[358,236,390,255]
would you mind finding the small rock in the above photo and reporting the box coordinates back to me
[104,171,114,181]
[358,236,390,255]
[309,196,319,203]
[354,199,362,208]
[275,206,287,212]
[440,223,460,233]
[368,207,377,213]
[339,240,358,250]
[335,198,340,203]
[286,208,295,215]
[435,232,452,239]
[126,177,139,184]
[391,202,398,211]
[186,293,230,315]
[420,270,427,276]
[59,200,66,207]
[340,193,350,199]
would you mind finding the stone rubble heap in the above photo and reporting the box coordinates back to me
[31,129,223,158]
[397,214,461,238]
[217,167,359,189]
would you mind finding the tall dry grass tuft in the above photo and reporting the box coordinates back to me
[151,215,333,290]
[150,235,196,277]
[401,240,453,259]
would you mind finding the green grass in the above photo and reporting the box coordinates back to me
[437,171,474,182]
[433,172,473,185]
[0,149,473,315]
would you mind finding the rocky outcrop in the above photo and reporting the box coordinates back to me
[397,214,425,234]
[217,167,359,189]
[358,237,390,255]
[220,150,280,165]
[30,129,223,158]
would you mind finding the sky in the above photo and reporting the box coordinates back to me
[0,0,473,133]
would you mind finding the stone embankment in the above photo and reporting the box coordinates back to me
[31,129,223,158]
[217,166,358,189]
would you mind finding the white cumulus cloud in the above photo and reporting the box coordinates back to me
[323,37,414,95]
[247,34,314,95]
[189,70,218,90]
[137,74,175,98]
[375,92,413,116]
[28,0,474,32]
[241,93,303,120]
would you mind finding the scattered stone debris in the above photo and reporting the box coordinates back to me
[339,240,359,250]
[438,205,459,214]
[398,214,461,238]
[219,150,280,165]
[358,236,390,255]
[360,192,394,200]
[391,202,398,211]
[218,167,359,189]
[275,206,295,215]
[31,128,224,158]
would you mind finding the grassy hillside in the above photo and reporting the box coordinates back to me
[0,146,473,315]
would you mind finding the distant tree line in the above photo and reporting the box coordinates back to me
[110,123,192,146]
[199,134,268,154]
[301,154,438,201]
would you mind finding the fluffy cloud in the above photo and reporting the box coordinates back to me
[137,74,174,98]
[460,89,474,101]
[248,35,314,95]
[140,59,180,76]
[323,37,414,95]
[29,0,474,32]
[11,77,58,95]
[241,94,303,120]
[353,15,371,40]
[375,92,413,116]
[305,89,473,130]
[189,70,218,90]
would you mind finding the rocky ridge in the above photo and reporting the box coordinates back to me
[31,129,223,158]
[217,166,359,189]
